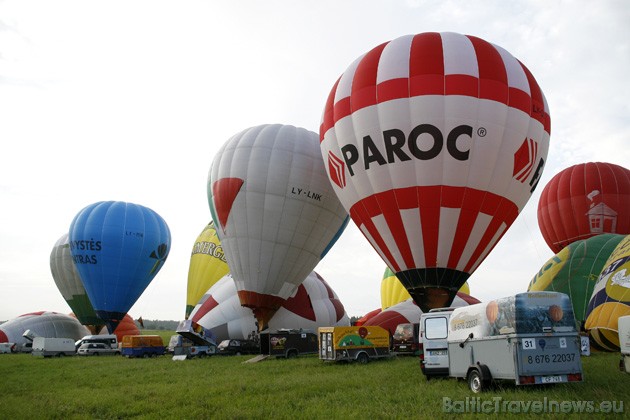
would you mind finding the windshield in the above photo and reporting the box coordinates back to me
[393,324,414,340]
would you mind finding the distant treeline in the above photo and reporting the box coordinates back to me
[139,319,179,330]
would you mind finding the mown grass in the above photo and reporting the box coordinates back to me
[0,352,627,419]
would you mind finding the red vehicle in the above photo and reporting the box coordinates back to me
[392,323,420,356]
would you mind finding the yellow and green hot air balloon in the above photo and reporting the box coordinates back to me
[185,222,229,318]
[528,233,625,328]
[585,234,630,351]
[380,267,469,310]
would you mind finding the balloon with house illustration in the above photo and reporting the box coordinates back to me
[585,234,630,351]
[208,124,349,331]
[538,162,630,254]
[320,32,550,312]
[380,266,470,310]
[50,233,103,331]
[528,233,625,326]
[185,221,229,319]
[69,201,171,333]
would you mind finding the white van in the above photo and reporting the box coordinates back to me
[75,334,118,350]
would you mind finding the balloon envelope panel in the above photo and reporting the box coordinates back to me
[50,233,102,326]
[208,124,348,328]
[538,162,630,253]
[320,32,550,312]
[0,312,91,346]
[190,272,350,341]
[528,234,625,325]
[585,234,630,351]
[185,222,229,319]
[69,201,171,332]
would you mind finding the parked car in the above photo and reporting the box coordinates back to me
[77,342,121,356]
[217,339,259,355]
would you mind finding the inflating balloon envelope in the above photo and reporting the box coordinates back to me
[69,201,171,333]
[208,124,349,331]
[320,32,550,312]
[50,233,104,332]
[185,221,229,319]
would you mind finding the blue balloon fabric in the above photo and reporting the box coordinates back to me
[69,201,171,333]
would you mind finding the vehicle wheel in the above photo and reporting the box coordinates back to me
[143,353,149,358]
[94,352,99,356]
[198,352,206,358]
[236,351,241,356]
[287,350,297,359]
[58,353,64,358]
[468,369,485,393]
[357,353,369,364]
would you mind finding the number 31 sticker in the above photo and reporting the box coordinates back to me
[522,338,536,350]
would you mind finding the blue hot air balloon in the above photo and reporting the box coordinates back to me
[68,201,171,333]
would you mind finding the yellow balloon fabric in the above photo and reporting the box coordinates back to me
[585,234,630,351]
[185,222,229,318]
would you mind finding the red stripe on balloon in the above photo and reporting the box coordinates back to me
[211,178,244,232]
[191,295,219,324]
[282,284,316,321]
[351,42,387,113]
[349,186,519,273]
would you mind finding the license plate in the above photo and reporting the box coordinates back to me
[430,350,447,356]
[541,375,563,384]
[399,345,407,349]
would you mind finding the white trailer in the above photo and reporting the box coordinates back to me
[420,292,583,392]
[619,315,630,374]
[32,337,76,357]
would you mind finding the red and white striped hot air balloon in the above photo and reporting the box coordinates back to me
[320,32,550,312]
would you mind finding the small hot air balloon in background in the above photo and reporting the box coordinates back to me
[208,124,349,330]
[538,162,630,254]
[528,233,625,327]
[380,266,470,310]
[585,234,630,351]
[69,201,171,333]
[320,32,550,312]
[185,221,229,319]
[50,233,103,332]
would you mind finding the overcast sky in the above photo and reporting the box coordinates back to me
[1,0,629,322]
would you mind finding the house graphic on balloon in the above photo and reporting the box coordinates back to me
[586,190,618,234]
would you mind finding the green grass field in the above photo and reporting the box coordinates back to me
[0,350,627,419]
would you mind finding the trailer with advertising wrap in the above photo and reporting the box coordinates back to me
[319,326,391,363]
[420,292,583,392]
[260,329,317,358]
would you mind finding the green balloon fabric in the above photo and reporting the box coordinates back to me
[528,233,625,327]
